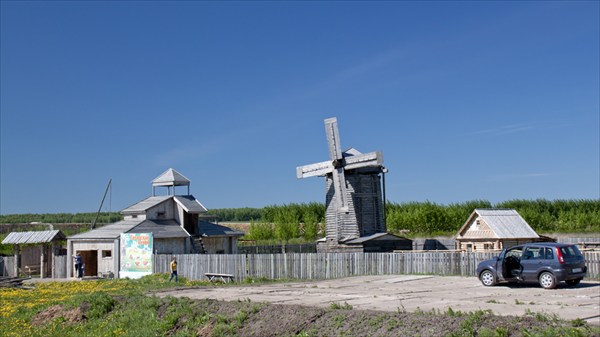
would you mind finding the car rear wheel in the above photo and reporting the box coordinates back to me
[480,270,496,286]
[565,278,582,287]
[539,272,557,289]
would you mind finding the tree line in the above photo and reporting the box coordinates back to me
[1,199,598,241]
[0,212,122,225]
[221,199,600,241]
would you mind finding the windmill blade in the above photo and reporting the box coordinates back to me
[325,117,349,211]
[344,151,383,170]
[332,166,349,212]
[325,117,343,161]
[296,161,333,179]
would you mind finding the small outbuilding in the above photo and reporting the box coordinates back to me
[2,230,66,278]
[198,220,245,254]
[456,209,546,251]
[317,233,412,253]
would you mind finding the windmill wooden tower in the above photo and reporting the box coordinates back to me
[298,117,396,252]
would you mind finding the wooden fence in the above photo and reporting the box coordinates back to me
[155,251,600,282]
[3,251,599,281]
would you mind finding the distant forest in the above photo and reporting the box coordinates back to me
[1,199,598,239]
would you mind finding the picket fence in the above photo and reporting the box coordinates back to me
[155,251,600,282]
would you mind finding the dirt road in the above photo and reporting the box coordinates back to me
[157,275,600,325]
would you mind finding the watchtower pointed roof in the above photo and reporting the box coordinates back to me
[152,168,190,187]
[152,168,191,196]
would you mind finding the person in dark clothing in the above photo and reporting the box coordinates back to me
[74,253,83,278]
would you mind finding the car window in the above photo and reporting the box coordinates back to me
[544,247,554,260]
[523,247,543,260]
[560,245,583,258]
[506,248,522,258]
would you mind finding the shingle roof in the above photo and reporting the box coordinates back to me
[174,195,207,214]
[152,168,190,187]
[458,209,539,239]
[127,220,189,238]
[344,232,408,244]
[68,220,143,239]
[121,196,171,214]
[2,230,66,244]
[198,221,245,237]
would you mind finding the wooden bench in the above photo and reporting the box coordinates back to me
[99,271,114,279]
[24,265,40,278]
[205,273,234,283]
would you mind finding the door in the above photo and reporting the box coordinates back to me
[79,250,98,277]
[520,246,545,282]
[499,246,523,280]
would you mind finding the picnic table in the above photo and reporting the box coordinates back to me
[205,273,234,283]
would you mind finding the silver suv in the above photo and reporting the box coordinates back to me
[477,242,587,289]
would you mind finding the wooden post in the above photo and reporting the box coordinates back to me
[51,243,56,279]
[40,245,45,279]
[13,245,20,277]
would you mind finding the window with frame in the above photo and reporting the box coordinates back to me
[523,247,544,260]
[544,247,554,260]
[102,250,112,258]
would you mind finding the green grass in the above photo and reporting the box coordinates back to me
[2,274,599,337]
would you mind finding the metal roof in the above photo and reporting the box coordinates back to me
[2,230,66,244]
[127,220,190,239]
[199,221,245,237]
[68,220,143,240]
[121,196,171,214]
[152,168,190,187]
[174,195,208,214]
[459,209,539,239]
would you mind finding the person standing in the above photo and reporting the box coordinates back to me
[74,253,82,278]
[169,257,178,282]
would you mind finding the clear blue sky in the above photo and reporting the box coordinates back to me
[1,1,598,215]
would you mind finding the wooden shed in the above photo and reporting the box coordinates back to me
[456,209,545,251]
[2,230,66,278]
[198,221,245,254]
[317,233,412,253]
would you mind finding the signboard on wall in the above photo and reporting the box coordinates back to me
[120,233,153,279]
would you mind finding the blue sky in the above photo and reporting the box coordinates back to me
[1,1,598,215]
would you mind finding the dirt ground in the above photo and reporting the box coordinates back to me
[29,275,600,336]
[156,275,600,325]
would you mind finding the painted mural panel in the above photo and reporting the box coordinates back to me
[120,233,153,279]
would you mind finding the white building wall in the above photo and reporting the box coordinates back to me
[71,240,116,276]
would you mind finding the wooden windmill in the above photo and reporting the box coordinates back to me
[297,117,389,252]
